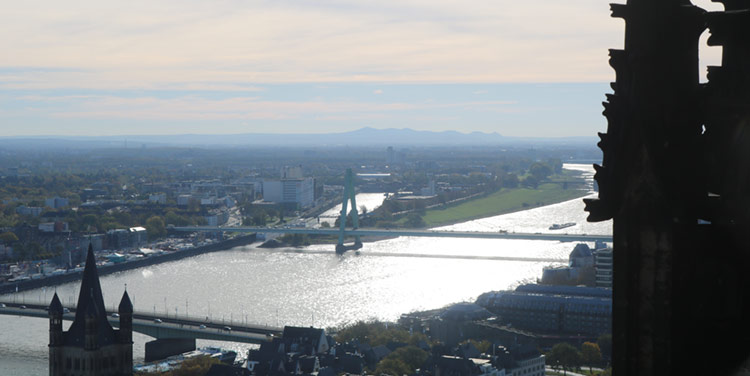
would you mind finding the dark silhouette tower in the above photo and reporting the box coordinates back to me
[48,292,64,374]
[117,289,134,370]
[585,0,750,374]
[48,244,133,376]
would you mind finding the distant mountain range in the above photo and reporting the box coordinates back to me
[0,127,596,149]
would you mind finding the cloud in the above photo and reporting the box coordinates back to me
[373,89,383,95]
[0,0,625,90]
[14,92,516,122]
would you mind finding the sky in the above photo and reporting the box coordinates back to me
[0,0,724,137]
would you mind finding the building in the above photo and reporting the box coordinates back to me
[479,284,611,336]
[106,227,147,250]
[200,197,217,206]
[385,146,406,165]
[148,194,167,205]
[177,195,192,206]
[205,210,229,226]
[281,166,303,179]
[495,345,545,376]
[429,303,493,345]
[594,247,613,289]
[260,165,316,208]
[38,221,70,233]
[246,326,330,376]
[15,206,43,217]
[540,243,596,285]
[568,243,594,268]
[262,178,316,208]
[280,326,329,355]
[45,197,70,209]
[48,244,133,376]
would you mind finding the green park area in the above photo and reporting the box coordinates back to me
[408,182,589,228]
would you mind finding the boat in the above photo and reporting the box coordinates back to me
[133,347,237,373]
[549,222,576,230]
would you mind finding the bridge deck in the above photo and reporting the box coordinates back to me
[174,226,612,242]
[0,304,281,344]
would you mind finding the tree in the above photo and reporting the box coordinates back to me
[437,192,448,205]
[28,242,44,260]
[521,175,539,189]
[170,355,220,376]
[546,343,582,375]
[529,162,553,181]
[467,339,492,354]
[374,357,411,376]
[597,334,612,362]
[503,173,520,188]
[165,211,190,227]
[378,346,429,375]
[404,213,425,228]
[252,211,267,226]
[187,198,201,212]
[81,214,99,232]
[581,342,602,373]
[334,320,381,343]
[0,231,18,245]
[549,158,564,174]
[145,216,166,240]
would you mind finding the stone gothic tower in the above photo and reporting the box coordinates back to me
[48,244,133,376]
[584,0,750,374]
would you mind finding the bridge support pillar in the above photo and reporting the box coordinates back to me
[337,168,361,254]
[145,338,196,362]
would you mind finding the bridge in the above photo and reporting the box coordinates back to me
[174,169,611,252]
[0,302,281,345]
[174,226,612,243]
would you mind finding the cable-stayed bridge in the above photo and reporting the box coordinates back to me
[173,225,612,243]
[175,169,611,253]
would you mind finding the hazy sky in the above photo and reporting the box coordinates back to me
[0,0,723,137]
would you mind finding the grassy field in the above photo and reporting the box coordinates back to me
[412,183,589,227]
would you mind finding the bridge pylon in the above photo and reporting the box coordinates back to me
[336,169,362,254]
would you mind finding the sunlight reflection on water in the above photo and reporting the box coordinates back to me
[0,164,610,374]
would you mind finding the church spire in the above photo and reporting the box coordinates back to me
[72,244,107,323]
[63,243,116,347]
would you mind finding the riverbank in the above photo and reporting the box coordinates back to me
[417,183,590,228]
[261,187,589,251]
[0,234,256,295]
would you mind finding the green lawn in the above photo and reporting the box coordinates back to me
[415,183,589,227]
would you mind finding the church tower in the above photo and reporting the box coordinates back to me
[48,244,133,376]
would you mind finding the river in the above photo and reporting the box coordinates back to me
[317,192,388,226]
[0,164,610,375]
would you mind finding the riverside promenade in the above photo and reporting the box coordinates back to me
[0,233,256,295]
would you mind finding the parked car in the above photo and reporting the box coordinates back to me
[19,305,26,309]
[154,318,163,323]
[63,308,70,313]
[223,326,232,331]
[199,324,206,329]
[0,303,6,308]
[111,313,120,318]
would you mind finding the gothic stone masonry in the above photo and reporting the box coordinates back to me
[584,1,750,375]
[48,244,133,376]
